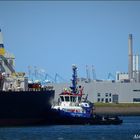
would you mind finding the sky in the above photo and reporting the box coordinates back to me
[0,1,140,81]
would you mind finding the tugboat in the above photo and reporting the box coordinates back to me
[52,65,123,125]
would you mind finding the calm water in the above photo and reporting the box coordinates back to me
[0,116,140,140]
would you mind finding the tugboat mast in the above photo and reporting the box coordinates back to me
[71,64,78,94]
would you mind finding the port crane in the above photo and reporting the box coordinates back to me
[55,73,66,83]
[108,73,115,80]
[44,73,55,83]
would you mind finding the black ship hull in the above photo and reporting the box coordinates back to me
[0,90,55,126]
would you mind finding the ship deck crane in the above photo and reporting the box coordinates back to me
[0,55,15,73]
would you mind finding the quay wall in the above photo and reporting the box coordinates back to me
[95,106,140,116]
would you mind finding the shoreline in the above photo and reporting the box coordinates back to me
[94,106,140,116]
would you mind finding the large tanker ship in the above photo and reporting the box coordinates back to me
[0,29,55,126]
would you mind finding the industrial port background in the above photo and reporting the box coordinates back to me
[0,1,140,82]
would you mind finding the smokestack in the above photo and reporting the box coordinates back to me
[92,65,95,80]
[128,34,133,80]
[136,55,139,82]
[133,55,136,71]
[136,55,139,71]
[86,65,90,82]
[133,55,136,81]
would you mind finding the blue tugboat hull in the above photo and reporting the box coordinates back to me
[49,109,123,125]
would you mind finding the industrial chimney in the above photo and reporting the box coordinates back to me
[128,34,133,80]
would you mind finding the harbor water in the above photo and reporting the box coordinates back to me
[0,116,140,140]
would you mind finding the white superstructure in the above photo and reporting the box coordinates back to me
[0,29,28,91]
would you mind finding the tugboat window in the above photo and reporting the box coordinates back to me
[70,96,76,102]
[60,96,64,101]
[78,97,81,102]
[70,96,72,102]
[73,97,76,102]
[65,96,70,102]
